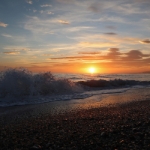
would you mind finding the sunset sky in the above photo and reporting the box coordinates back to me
[0,0,150,74]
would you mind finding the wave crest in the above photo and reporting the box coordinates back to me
[78,79,150,88]
[0,68,82,98]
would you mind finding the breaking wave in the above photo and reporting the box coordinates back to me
[0,68,82,98]
[0,68,150,106]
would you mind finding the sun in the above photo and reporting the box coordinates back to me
[88,67,96,74]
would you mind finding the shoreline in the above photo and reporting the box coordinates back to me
[0,87,150,123]
[0,87,150,149]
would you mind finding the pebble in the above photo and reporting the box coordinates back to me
[1,100,150,150]
[30,145,42,150]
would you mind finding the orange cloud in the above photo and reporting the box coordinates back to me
[101,48,122,60]
[58,20,70,25]
[3,51,20,55]
[0,22,8,27]
[79,42,116,48]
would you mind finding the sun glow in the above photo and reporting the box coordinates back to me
[88,67,96,74]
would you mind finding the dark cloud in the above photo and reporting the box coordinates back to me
[123,50,150,60]
[88,2,103,13]
[104,32,117,35]
[106,25,116,30]
[140,39,150,44]
[101,48,122,60]
[108,48,120,53]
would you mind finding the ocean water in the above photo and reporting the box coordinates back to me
[0,68,150,107]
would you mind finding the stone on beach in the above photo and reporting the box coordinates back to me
[0,100,150,149]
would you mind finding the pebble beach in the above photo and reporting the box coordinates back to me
[0,88,150,150]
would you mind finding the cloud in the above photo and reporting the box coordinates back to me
[4,47,30,51]
[24,16,54,34]
[33,10,37,13]
[24,16,71,34]
[78,52,101,55]
[88,1,129,14]
[3,51,20,55]
[47,12,54,15]
[1,34,26,42]
[0,22,8,27]
[100,48,122,60]
[88,2,103,13]
[42,54,52,56]
[40,4,52,7]
[50,49,150,63]
[26,0,32,4]
[77,34,141,46]
[58,20,70,25]
[102,49,150,62]
[134,0,144,2]
[114,3,150,15]
[106,26,116,30]
[78,42,117,48]
[51,56,97,60]
[104,32,117,35]
[123,50,150,60]
[40,10,44,14]
[57,0,75,4]
[2,34,12,38]
[97,16,128,24]
[139,39,150,44]
[67,26,94,32]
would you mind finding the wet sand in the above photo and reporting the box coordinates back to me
[0,88,150,149]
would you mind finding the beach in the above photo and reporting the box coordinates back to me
[0,87,150,150]
[1,0,150,148]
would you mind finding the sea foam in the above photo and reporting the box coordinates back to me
[0,68,82,98]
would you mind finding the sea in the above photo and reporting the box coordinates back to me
[0,68,150,107]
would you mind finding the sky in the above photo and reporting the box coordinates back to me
[0,0,150,74]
